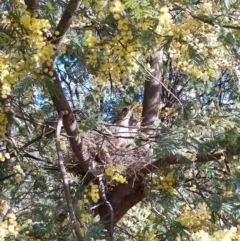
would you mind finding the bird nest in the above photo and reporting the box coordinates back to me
[64,126,154,176]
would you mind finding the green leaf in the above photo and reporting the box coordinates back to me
[46,0,59,12]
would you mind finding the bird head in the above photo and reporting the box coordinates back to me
[115,104,135,125]
[120,105,135,119]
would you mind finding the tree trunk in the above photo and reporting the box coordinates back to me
[98,50,163,227]
[142,50,163,134]
[97,175,145,229]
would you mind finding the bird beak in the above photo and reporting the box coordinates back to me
[128,104,135,110]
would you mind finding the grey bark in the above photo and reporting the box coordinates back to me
[142,50,163,134]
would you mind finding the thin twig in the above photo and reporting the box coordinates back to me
[19,130,55,151]
[56,110,84,241]
[115,224,137,240]
[173,2,240,30]
[98,175,114,241]
[22,152,51,164]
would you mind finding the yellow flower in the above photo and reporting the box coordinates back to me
[113,13,121,20]
[0,156,5,162]
[117,19,129,30]
[105,167,114,176]
[13,165,23,173]
[8,225,15,233]
[20,15,31,27]
[110,0,125,13]
[115,164,126,171]
[7,213,16,221]
[15,174,22,182]
[48,71,53,76]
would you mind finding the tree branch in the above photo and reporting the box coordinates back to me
[98,176,144,226]
[19,130,55,151]
[50,68,89,173]
[56,110,84,241]
[24,0,38,11]
[52,0,82,51]
[40,0,91,175]
[141,152,224,175]
[99,176,114,240]
[173,2,240,30]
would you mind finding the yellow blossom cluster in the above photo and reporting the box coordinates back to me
[177,203,211,233]
[182,152,197,162]
[13,165,23,173]
[105,164,127,184]
[159,107,178,120]
[0,213,33,240]
[58,36,70,57]
[15,174,22,182]
[79,212,92,224]
[151,172,174,194]
[13,164,24,182]
[80,6,169,96]
[198,0,221,15]
[167,10,236,81]
[154,6,174,35]
[120,203,158,240]
[131,102,143,118]
[0,0,54,99]
[169,40,211,80]
[216,57,232,69]
[192,226,240,241]
[84,30,99,50]
[0,152,10,162]
[77,199,100,236]
[83,13,145,93]
[60,136,67,150]
[110,0,125,14]
[84,182,100,203]
[0,112,8,141]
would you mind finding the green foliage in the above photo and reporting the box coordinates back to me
[1,0,240,240]
[124,0,157,19]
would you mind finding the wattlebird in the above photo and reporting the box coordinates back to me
[114,105,134,125]
[110,105,135,147]
[113,105,135,136]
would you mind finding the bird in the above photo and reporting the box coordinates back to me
[113,105,135,136]
[109,105,135,147]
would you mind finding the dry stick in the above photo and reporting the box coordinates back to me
[56,110,84,241]
[98,176,114,241]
